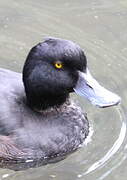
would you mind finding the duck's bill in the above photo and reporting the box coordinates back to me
[74,69,121,108]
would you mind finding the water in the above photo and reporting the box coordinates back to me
[0,0,127,179]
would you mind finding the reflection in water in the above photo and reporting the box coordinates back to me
[0,0,127,180]
[83,106,127,176]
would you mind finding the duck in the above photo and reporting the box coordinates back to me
[0,37,120,170]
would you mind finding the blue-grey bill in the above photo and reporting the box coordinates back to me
[74,69,121,108]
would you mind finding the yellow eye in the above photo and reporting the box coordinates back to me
[54,61,63,69]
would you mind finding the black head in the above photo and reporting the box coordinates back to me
[23,37,87,110]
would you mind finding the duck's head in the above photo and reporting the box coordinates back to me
[23,37,121,110]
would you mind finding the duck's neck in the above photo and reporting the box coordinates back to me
[25,92,69,111]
